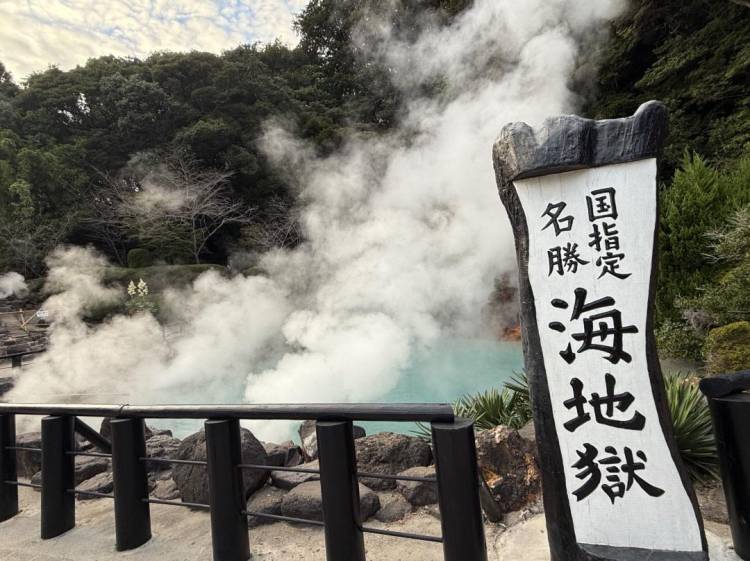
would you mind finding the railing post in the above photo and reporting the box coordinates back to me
[431,417,487,561]
[41,415,75,539]
[111,417,151,550]
[10,356,21,369]
[205,418,250,561]
[0,413,18,521]
[316,420,366,561]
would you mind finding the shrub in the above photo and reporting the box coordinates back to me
[704,321,750,375]
[664,373,718,482]
[127,248,153,269]
[655,319,705,362]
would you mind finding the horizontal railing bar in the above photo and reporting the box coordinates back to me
[144,498,211,510]
[68,489,114,499]
[0,349,45,360]
[5,446,41,453]
[0,403,455,422]
[358,471,436,483]
[242,510,326,527]
[66,451,111,458]
[361,526,443,543]
[238,463,319,474]
[4,480,41,489]
[139,457,207,467]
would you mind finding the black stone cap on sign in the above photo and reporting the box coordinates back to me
[492,100,668,188]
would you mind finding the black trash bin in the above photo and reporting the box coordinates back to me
[700,370,750,561]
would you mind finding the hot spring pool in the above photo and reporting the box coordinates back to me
[153,338,523,442]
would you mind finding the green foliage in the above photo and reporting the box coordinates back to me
[127,248,153,269]
[704,321,750,375]
[656,320,705,362]
[586,1,750,175]
[664,373,718,482]
[658,152,750,320]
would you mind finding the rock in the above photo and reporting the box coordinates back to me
[298,421,365,461]
[30,470,41,491]
[246,486,287,527]
[375,494,412,522]
[280,481,379,522]
[173,427,268,504]
[145,433,182,471]
[264,441,304,468]
[76,472,114,501]
[15,432,42,478]
[270,460,319,490]
[475,426,541,517]
[355,432,432,490]
[696,481,729,524]
[75,455,111,485]
[0,376,13,396]
[518,420,536,443]
[396,466,437,506]
[151,478,180,501]
[298,420,318,460]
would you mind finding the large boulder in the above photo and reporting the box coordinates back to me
[172,428,268,504]
[270,460,319,490]
[375,494,412,522]
[247,486,287,528]
[76,472,114,501]
[396,466,437,506]
[354,433,432,490]
[151,478,180,501]
[475,426,541,518]
[74,455,110,485]
[298,421,365,461]
[144,433,182,471]
[15,432,42,478]
[264,441,304,468]
[280,481,379,522]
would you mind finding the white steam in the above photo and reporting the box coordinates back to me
[0,272,27,300]
[7,0,625,441]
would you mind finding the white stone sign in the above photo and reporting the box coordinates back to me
[515,159,702,551]
[494,102,708,561]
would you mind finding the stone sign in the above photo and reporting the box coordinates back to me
[493,102,707,560]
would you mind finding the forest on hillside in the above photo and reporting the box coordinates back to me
[0,0,749,370]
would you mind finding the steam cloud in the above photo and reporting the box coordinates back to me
[0,272,28,300]
[7,0,625,441]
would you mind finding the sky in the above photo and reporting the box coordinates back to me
[0,0,308,83]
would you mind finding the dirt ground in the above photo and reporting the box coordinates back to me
[0,488,737,561]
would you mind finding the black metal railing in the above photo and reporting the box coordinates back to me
[0,349,45,370]
[0,403,488,561]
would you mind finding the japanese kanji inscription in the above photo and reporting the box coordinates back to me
[494,102,707,561]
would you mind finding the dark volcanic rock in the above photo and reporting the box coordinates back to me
[247,486,287,528]
[264,441,304,468]
[354,432,432,490]
[144,433,182,471]
[15,432,42,478]
[280,481,379,522]
[173,427,268,505]
[74,455,111,485]
[76,472,114,500]
[270,460,319,490]
[375,494,412,522]
[396,466,437,506]
[151,478,180,501]
[474,425,541,518]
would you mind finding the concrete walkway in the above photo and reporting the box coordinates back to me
[0,489,739,560]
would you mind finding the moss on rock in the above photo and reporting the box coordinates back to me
[704,321,750,375]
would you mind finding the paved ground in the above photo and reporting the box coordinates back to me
[0,489,738,560]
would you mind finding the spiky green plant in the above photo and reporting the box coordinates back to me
[664,373,719,482]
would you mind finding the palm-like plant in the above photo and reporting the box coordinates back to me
[664,373,719,482]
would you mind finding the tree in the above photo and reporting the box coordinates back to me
[117,154,255,264]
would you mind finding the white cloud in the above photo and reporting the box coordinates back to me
[0,0,308,82]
